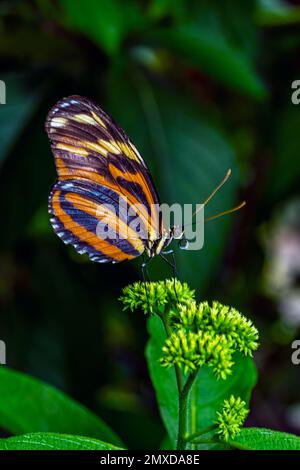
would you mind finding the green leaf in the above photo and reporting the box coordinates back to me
[149,26,266,98]
[192,353,257,431]
[146,316,177,447]
[107,64,240,291]
[146,316,257,449]
[0,367,122,447]
[159,434,173,450]
[148,0,188,21]
[0,433,123,450]
[231,427,300,450]
[0,74,41,168]
[59,0,144,54]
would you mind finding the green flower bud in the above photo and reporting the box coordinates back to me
[216,395,249,442]
[120,279,194,315]
[161,328,234,379]
[120,281,167,315]
[120,280,259,381]
[172,300,259,357]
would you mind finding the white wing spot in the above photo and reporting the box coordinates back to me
[50,117,68,128]
[71,114,96,125]
[61,182,75,190]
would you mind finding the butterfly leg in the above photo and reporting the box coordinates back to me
[161,248,173,255]
[141,255,151,312]
[160,250,178,301]
[141,254,151,282]
[161,250,178,278]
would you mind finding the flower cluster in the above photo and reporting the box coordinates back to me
[120,278,194,315]
[161,329,233,379]
[120,279,258,379]
[171,301,259,356]
[215,395,249,442]
[162,300,258,378]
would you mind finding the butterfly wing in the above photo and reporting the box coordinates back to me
[46,95,162,263]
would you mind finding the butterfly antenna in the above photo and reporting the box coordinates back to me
[192,168,232,217]
[182,170,245,230]
[205,200,246,222]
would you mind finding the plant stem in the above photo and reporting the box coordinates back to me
[189,437,216,445]
[176,369,199,450]
[185,424,218,443]
[160,311,183,393]
[227,441,251,450]
[190,384,197,450]
[189,438,250,450]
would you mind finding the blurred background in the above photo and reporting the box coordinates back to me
[0,0,300,449]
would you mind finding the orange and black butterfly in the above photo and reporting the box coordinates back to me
[46,95,179,278]
[46,95,244,277]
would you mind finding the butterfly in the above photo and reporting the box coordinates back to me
[46,95,245,277]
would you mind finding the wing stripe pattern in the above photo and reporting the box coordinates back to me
[49,188,142,263]
[46,95,163,263]
[51,179,149,243]
[59,195,140,255]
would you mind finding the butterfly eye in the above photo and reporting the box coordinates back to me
[179,238,189,250]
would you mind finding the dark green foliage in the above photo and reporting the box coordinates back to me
[1,0,300,450]
[0,433,123,450]
[0,367,122,446]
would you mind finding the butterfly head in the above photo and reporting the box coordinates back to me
[146,225,187,258]
[146,228,172,258]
